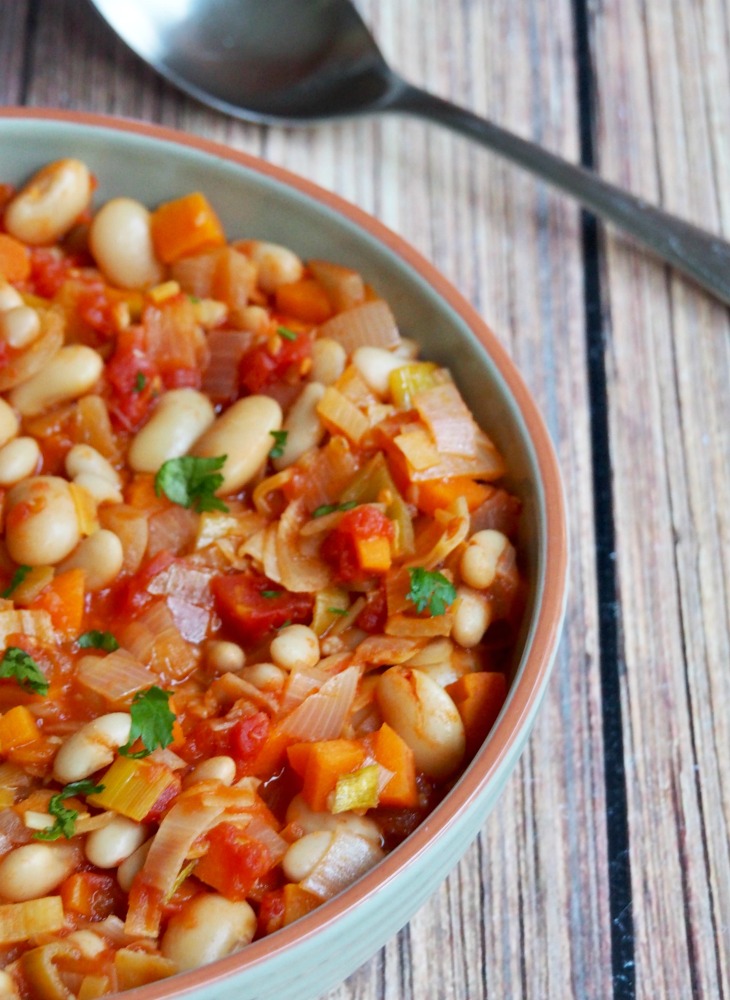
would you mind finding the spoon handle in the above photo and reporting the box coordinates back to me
[390,83,730,307]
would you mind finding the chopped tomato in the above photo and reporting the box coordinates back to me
[321,505,395,583]
[231,712,270,761]
[27,248,76,298]
[195,823,273,900]
[109,551,177,619]
[212,572,314,645]
[356,584,388,633]
[105,327,160,431]
[257,888,286,937]
[239,330,312,394]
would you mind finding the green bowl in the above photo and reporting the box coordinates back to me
[0,109,568,1000]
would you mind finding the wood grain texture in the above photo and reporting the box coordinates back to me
[1,0,727,997]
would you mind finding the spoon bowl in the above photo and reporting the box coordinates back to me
[88,0,730,306]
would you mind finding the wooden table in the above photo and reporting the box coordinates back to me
[2,1,729,998]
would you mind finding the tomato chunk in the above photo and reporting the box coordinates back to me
[239,331,312,394]
[321,505,395,583]
[105,328,159,431]
[195,822,273,900]
[212,572,313,644]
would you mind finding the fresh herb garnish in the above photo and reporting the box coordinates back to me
[78,630,120,652]
[312,500,358,518]
[406,567,457,617]
[0,646,48,695]
[261,590,283,599]
[155,455,229,514]
[269,430,288,459]
[119,686,176,759]
[132,372,147,393]
[1,565,31,599]
[34,779,105,841]
[278,619,292,630]
[328,607,349,616]
[277,325,298,341]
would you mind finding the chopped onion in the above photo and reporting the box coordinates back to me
[76,650,155,707]
[316,300,400,354]
[147,506,198,558]
[278,666,329,716]
[316,387,369,445]
[352,635,426,669]
[148,562,214,605]
[281,666,360,741]
[0,609,55,646]
[415,382,479,456]
[166,596,212,644]
[300,828,384,900]
[202,330,254,404]
[276,499,332,593]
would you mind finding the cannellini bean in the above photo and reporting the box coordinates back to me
[310,337,346,385]
[270,624,320,671]
[240,662,287,692]
[0,436,40,486]
[9,345,103,417]
[286,794,382,844]
[58,529,124,591]
[185,755,237,787]
[352,346,405,396]
[0,281,24,312]
[451,586,492,648]
[392,337,419,360]
[237,305,270,335]
[5,476,80,566]
[85,816,148,869]
[161,894,256,971]
[0,842,77,901]
[4,158,92,245]
[191,395,282,495]
[460,529,511,590]
[73,472,123,505]
[0,970,20,997]
[376,667,465,779]
[65,930,108,959]
[282,830,333,883]
[89,197,164,289]
[0,305,41,350]
[128,389,215,473]
[0,397,19,448]
[243,240,303,293]
[117,838,152,893]
[272,382,326,471]
[53,712,132,784]
[205,639,246,674]
[65,444,120,488]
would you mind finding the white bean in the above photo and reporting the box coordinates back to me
[238,305,270,335]
[452,586,492,648]
[185,756,237,787]
[0,305,41,349]
[161,894,256,971]
[460,529,511,591]
[0,436,40,486]
[53,712,132,784]
[0,970,20,997]
[89,197,164,289]
[191,395,282,495]
[243,240,303,293]
[58,529,124,591]
[310,337,346,385]
[0,281,23,312]
[0,842,77,901]
[65,444,120,488]
[73,472,123,505]
[0,398,19,448]
[240,662,287,692]
[352,346,405,397]
[85,816,148,869]
[9,345,103,417]
[282,830,333,883]
[270,624,320,671]
[128,389,215,473]
[205,639,245,674]
[117,838,152,893]
[376,667,465,779]
[272,382,326,470]
[392,337,419,360]
[286,794,382,844]
[4,159,92,245]
[5,476,80,566]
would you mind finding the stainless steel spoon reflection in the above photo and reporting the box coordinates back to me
[89,0,730,307]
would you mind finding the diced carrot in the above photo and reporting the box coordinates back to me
[288,739,366,812]
[0,233,30,282]
[60,871,119,919]
[275,278,334,324]
[29,569,85,638]
[353,535,392,573]
[0,705,40,754]
[124,473,170,514]
[244,722,295,779]
[282,883,320,925]
[445,672,507,756]
[150,192,226,264]
[367,723,418,809]
[410,476,491,515]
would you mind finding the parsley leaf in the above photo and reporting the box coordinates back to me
[406,567,457,617]
[261,590,282,599]
[0,646,48,695]
[1,565,31,599]
[133,372,147,393]
[269,430,288,459]
[277,325,298,341]
[155,455,229,514]
[34,779,105,841]
[119,686,176,759]
[78,630,120,652]
[328,607,349,616]
[312,500,358,518]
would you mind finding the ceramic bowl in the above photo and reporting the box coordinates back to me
[0,108,568,1000]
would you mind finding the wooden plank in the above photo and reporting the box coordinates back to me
[591,0,730,997]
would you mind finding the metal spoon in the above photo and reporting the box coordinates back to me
[89,0,730,307]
